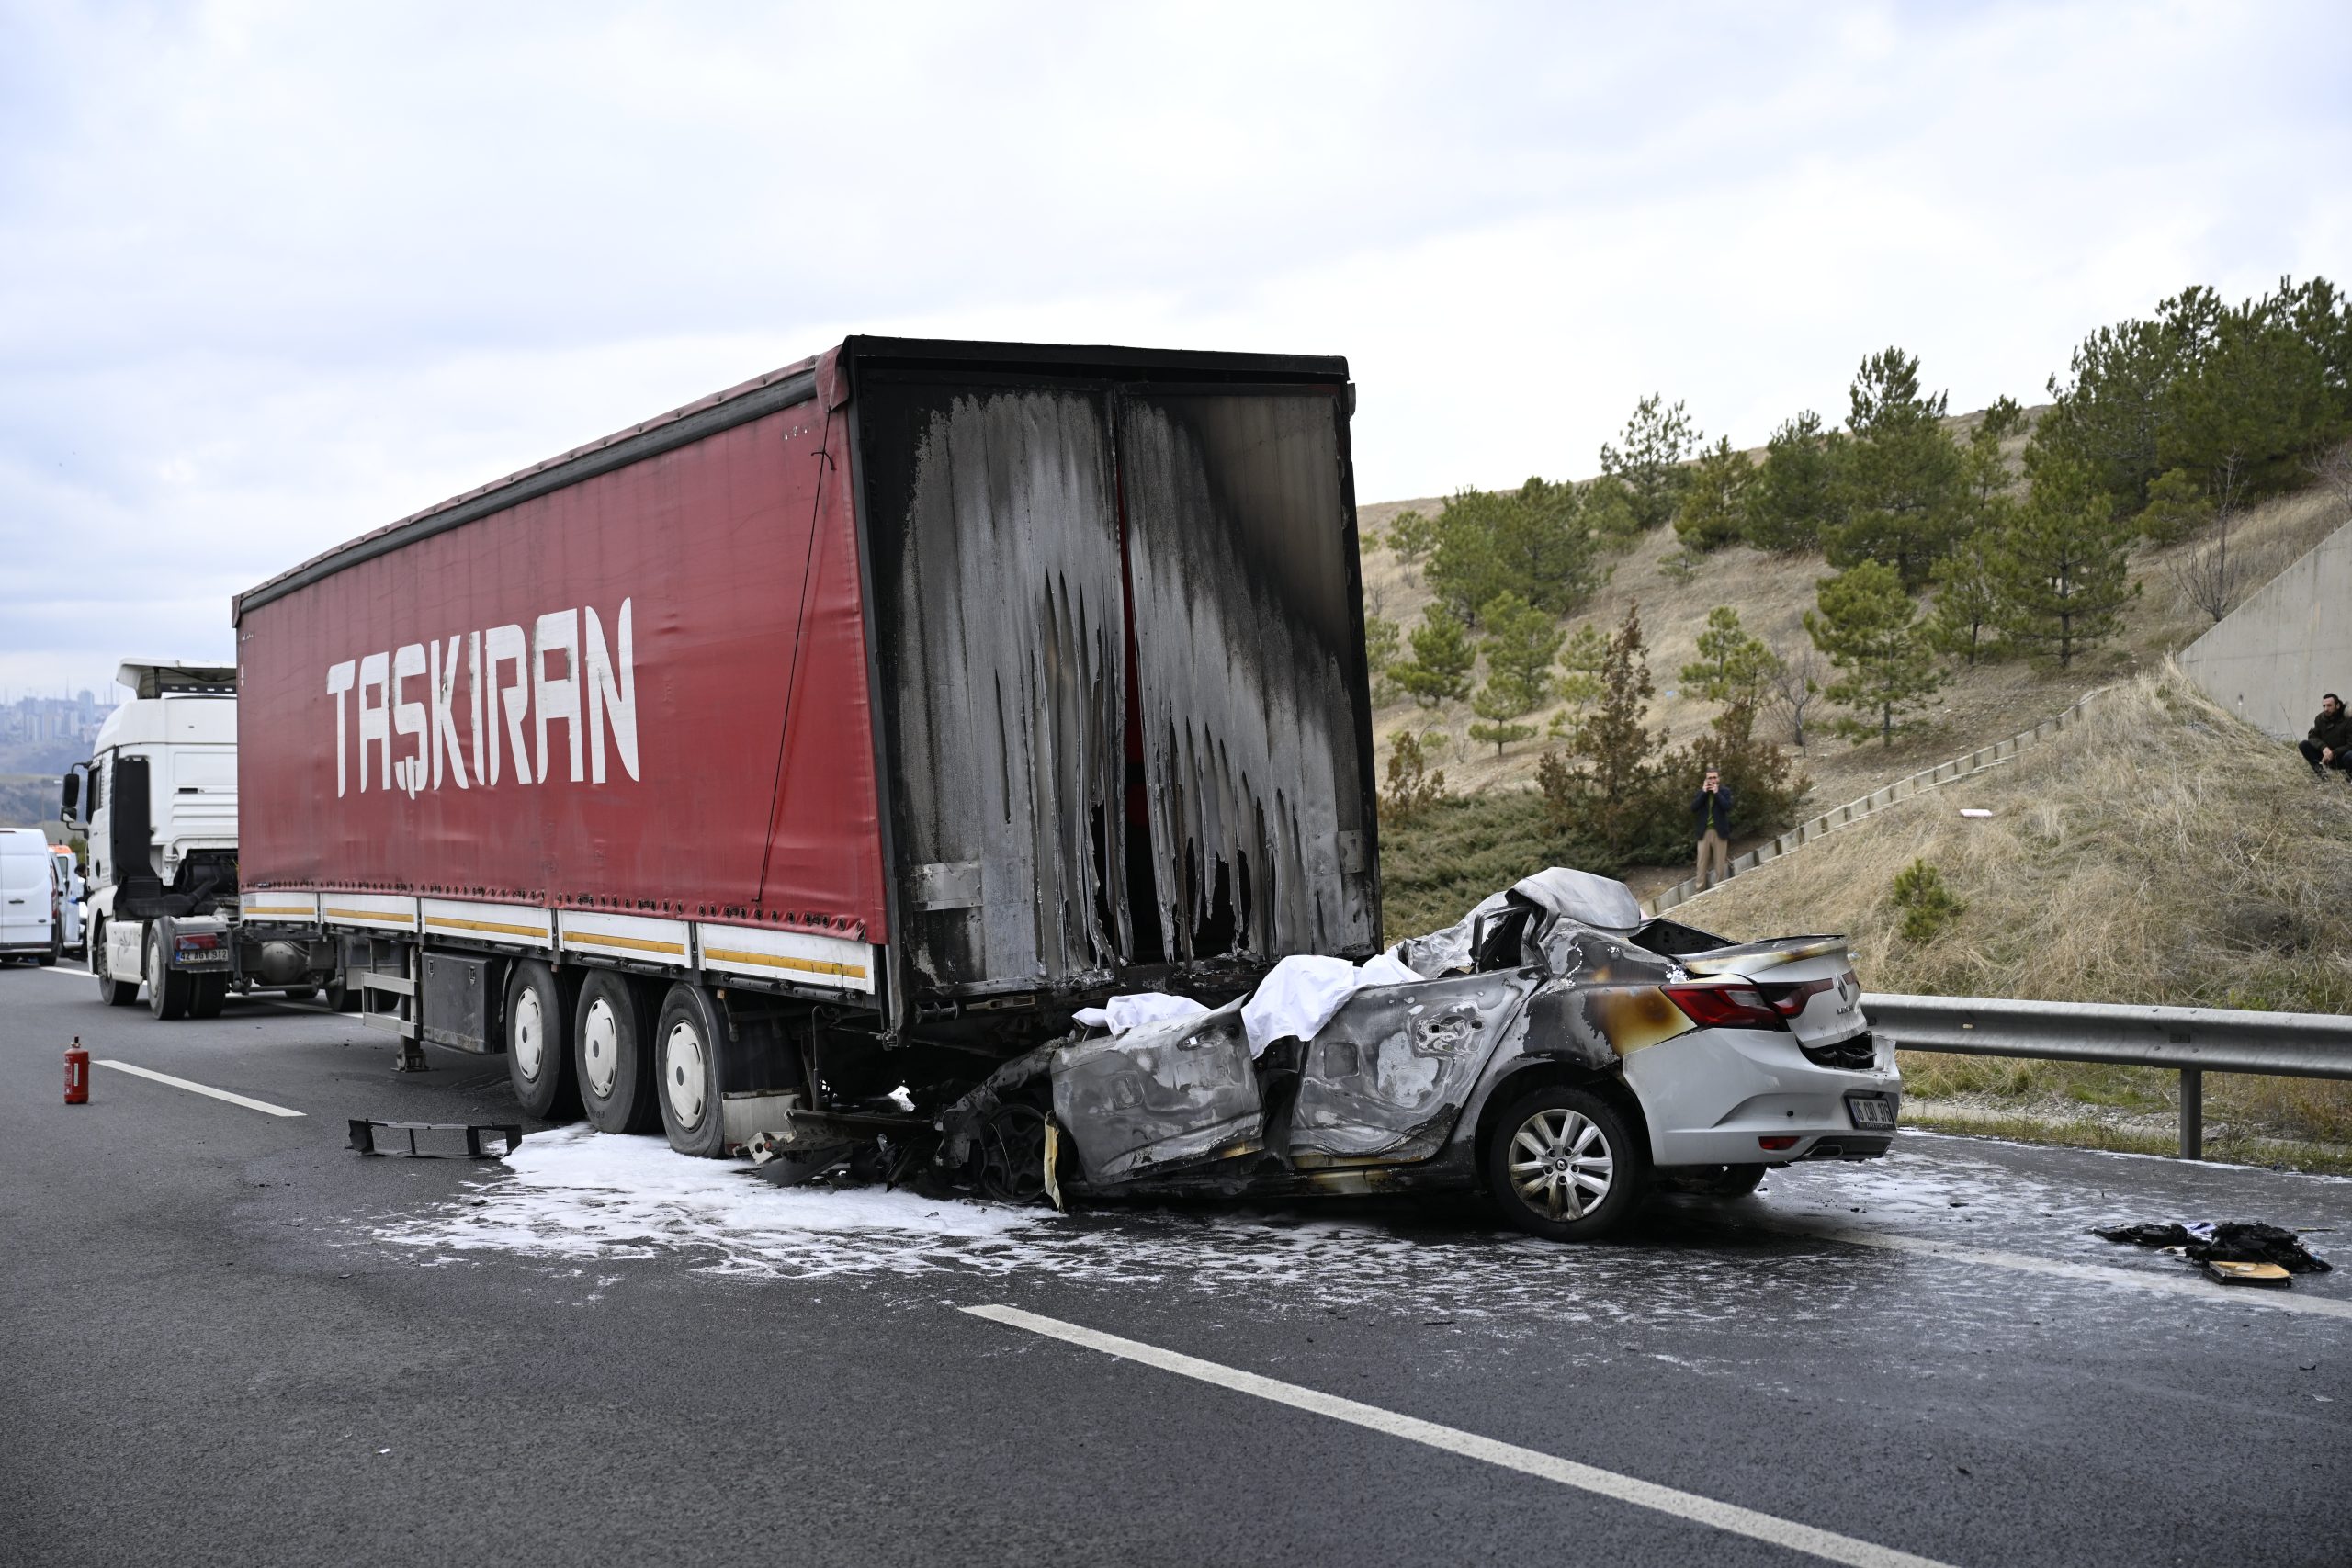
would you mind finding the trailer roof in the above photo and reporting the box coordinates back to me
[232,337,1351,620]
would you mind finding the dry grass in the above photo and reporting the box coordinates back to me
[1360,468,2349,824]
[1676,663,2352,1148]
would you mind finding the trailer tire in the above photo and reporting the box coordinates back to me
[94,921,139,1007]
[190,975,228,1020]
[653,983,729,1158]
[144,931,193,1021]
[576,969,657,1134]
[505,960,580,1121]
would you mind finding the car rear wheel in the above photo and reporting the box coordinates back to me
[576,969,657,1134]
[653,983,729,1158]
[504,960,579,1121]
[1486,1085,1646,1243]
[144,931,193,1021]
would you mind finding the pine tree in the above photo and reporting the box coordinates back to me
[1466,592,1566,754]
[1598,395,1701,533]
[1926,545,2003,667]
[1385,509,1435,566]
[1363,614,1402,704]
[1673,435,1756,552]
[1679,605,1781,706]
[2137,467,2213,545]
[1424,479,1600,624]
[1745,411,1846,554]
[1989,456,2138,668]
[1575,605,1662,840]
[1826,348,1968,589]
[1393,604,1475,707]
[1804,560,1943,744]
[1538,606,1663,861]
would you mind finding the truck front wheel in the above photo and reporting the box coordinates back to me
[504,960,580,1121]
[144,931,193,1021]
[94,921,139,1007]
[653,983,729,1158]
[576,970,657,1134]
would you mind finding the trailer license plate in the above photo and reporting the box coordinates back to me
[1846,1093,1894,1130]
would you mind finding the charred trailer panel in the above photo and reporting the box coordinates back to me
[852,343,1382,1008]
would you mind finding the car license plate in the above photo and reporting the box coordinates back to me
[1846,1093,1895,1130]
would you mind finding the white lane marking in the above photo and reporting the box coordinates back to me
[965,1304,1958,1568]
[1781,1224,2352,1322]
[94,1060,306,1118]
[25,964,94,977]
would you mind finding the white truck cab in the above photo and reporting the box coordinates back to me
[61,660,337,1018]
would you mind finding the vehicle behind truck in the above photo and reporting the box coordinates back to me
[229,336,1382,1155]
[58,661,342,1017]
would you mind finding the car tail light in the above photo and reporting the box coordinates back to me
[1758,1135,1800,1151]
[175,931,221,953]
[1662,982,1788,1031]
[1758,977,1833,1020]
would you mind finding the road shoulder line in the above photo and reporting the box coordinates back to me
[964,1303,1956,1568]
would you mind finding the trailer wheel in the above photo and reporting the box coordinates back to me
[504,960,580,1121]
[576,969,657,1134]
[144,931,193,1021]
[190,975,227,1020]
[653,983,729,1158]
[91,920,137,1006]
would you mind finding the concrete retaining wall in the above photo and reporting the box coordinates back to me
[2177,515,2352,742]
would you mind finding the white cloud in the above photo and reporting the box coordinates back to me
[1,0,2346,692]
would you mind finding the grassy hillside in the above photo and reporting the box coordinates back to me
[1669,665,2352,1167]
[1364,443,2347,903]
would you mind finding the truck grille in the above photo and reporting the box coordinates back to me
[1801,1031,1875,1069]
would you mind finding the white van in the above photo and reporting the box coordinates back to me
[0,829,61,964]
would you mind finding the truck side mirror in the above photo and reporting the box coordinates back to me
[59,769,81,826]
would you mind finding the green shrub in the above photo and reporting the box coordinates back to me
[1891,858,1964,942]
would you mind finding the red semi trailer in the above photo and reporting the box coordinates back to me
[232,337,1382,1156]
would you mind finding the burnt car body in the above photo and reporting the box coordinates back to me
[937,867,1902,1240]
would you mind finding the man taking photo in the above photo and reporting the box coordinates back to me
[1692,766,1734,890]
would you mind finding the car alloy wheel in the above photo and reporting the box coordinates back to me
[1484,1083,1647,1243]
[1509,1106,1615,1222]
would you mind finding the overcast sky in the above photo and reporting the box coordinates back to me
[2,0,2346,697]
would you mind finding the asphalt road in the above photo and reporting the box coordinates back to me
[3,957,2347,1568]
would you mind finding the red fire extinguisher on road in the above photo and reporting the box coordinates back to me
[64,1036,89,1105]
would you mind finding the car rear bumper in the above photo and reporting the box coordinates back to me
[1622,1024,1903,1168]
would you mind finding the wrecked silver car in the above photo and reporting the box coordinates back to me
[935,867,1901,1241]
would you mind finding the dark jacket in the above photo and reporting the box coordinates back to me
[1691,784,1734,839]
[2310,707,2352,755]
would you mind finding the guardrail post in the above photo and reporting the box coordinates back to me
[2178,1067,2202,1159]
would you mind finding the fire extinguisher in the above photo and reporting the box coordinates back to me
[64,1036,89,1105]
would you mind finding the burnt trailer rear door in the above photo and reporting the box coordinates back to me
[848,342,1380,1002]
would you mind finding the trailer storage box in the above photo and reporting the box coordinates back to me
[232,339,1382,1031]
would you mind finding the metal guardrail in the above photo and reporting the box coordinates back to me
[1867,992,2352,1159]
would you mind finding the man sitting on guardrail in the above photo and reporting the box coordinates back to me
[1692,766,1735,890]
[2301,693,2352,783]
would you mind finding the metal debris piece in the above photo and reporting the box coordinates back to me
[347,1119,522,1158]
